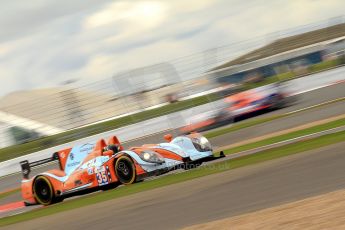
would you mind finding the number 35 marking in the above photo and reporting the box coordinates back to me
[96,171,108,185]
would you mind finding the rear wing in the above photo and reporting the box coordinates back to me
[20,152,60,179]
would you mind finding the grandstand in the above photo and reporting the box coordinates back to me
[209,23,345,84]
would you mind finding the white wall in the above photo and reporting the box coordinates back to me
[0,123,14,148]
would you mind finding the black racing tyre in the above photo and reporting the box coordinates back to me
[115,156,136,185]
[33,176,55,205]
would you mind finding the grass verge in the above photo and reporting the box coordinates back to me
[1,130,344,226]
[223,118,345,155]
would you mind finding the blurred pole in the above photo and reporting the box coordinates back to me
[59,79,85,129]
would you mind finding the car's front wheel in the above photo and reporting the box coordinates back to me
[115,156,136,185]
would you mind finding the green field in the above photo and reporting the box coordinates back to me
[223,118,345,155]
[1,130,344,226]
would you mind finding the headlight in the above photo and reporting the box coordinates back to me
[192,136,212,152]
[139,150,165,164]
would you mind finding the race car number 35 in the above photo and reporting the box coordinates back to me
[96,171,109,185]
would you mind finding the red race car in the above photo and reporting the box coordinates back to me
[181,83,295,133]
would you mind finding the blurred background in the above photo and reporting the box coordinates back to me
[0,1,344,159]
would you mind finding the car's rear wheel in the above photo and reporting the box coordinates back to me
[115,156,136,185]
[269,94,284,109]
[33,176,55,205]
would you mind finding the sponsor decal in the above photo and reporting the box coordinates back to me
[67,161,80,168]
[94,166,105,173]
[80,143,95,154]
[86,159,97,168]
[87,168,93,175]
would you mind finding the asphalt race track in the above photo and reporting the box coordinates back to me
[0,82,344,193]
[3,142,345,230]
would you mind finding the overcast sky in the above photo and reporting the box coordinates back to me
[0,0,344,96]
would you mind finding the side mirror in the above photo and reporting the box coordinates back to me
[164,134,173,142]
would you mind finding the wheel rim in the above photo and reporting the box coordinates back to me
[116,157,135,184]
